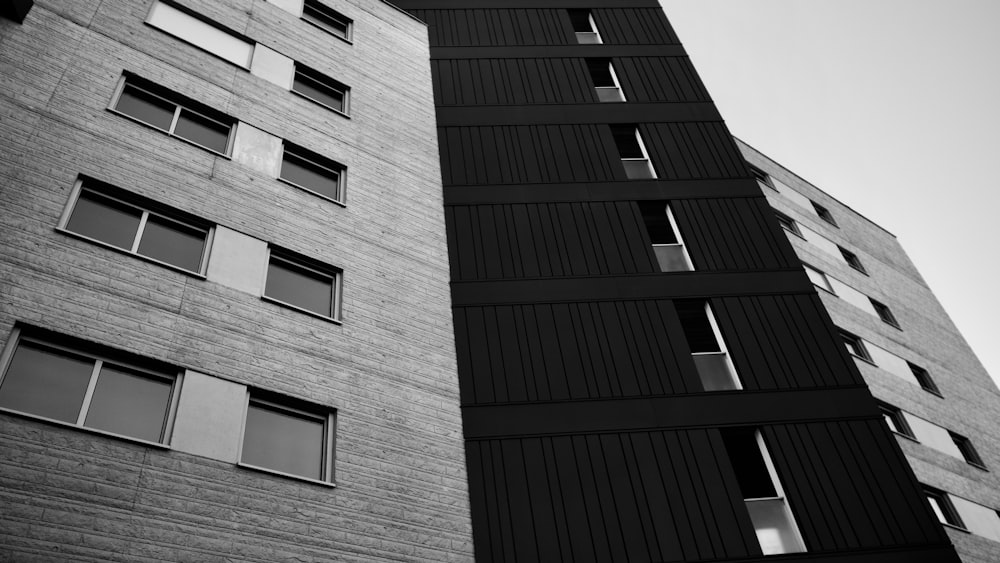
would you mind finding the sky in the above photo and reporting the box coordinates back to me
[659,0,1000,387]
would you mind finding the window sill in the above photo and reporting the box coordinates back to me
[56,227,209,279]
[237,462,336,488]
[849,354,877,367]
[891,430,919,443]
[0,407,171,450]
[966,461,989,472]
[289,89,350,119]
[302,18,353,45]
[261,295,342,325]
[940,522,970,534]
[276,177,346,207]
[107,108,233,159]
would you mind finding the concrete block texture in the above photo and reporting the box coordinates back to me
[0,0,471,561]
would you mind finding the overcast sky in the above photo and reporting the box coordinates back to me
[659,0,1000,387]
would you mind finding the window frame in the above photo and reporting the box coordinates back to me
[811,201,838,227]
[678,301,743,391]
[291,62,350,117]
[109,74,236,157]
[923,486,967,530]
[774,210,802,237]
[237,390,337,486]
[750,166,776,191]
[301,0,353,43]
[949,432,987,469]
[870,299,901,329]
[613,126,657,179]
[802,263,834,294]
[878,401,915,439]
[840,330,872,363]
[568,9,602,44]
[839,246,868,274]
[57,177,214,277]
[278,142,347,205]
[587,59,625,102]
[0,327,182,448]
[262,247,343,323]
[908,362,942,397]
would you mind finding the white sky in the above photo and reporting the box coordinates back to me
[659,0,1000,387]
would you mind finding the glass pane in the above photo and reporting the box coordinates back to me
[596,88,625,102]
[304,5,349,39]
[638,201,677,244]
[85,365,173,442]
[586,60,614,85]
[265,259,334,317]
[612,127,643,157]
[693,353,739,391]
[174,110,230,153]
[653,244,691,272]
[66,191,142,249]
[623,159,656,179]
[746,498,806,555]
[722,428,777,498]
[575,32,601,44]
[137,215,207,272]
[280,153,341,201]
[675,301,720,353]
[116,84,176,130]
[0,342,93,422]
[293,73,345,112]
[243,402,325,480]
[568,10,592,31]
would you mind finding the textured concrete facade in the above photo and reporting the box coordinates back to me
[0,0,473,561]
[738,138,1000,563]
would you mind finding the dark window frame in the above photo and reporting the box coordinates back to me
[278,142,347,205]
[302,0,353,43]
[839,246,867,274]
[568,9,602,44]
[750,165,776,191]
[263,247,343,322]
[291,63,350,116]
[949,432,987,469]
[878,401,915,439]
[870,299,901,329]
[908,362,942,396]
[923,486,966,530]
[774,210,802,237]
[811,201,838,226]
[840,330,872,362]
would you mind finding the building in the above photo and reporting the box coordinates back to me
[0,1,981,563]
[739,138,1000,563]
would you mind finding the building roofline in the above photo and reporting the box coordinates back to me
[734,135,897,239]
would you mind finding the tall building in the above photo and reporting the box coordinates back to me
[739,138,1000,563]
[0,1,983,563]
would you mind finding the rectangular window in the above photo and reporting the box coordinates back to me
[722,428,807,555]
[146,1,254,68]
[292,63,350,115]
[568,9,602,44]
[586,59,625,102]
[773,211,801,237]
[871,299,900,328]
[924,486,965,529]
[279,143,346,204]
[0,328,180,445]
[111,74,235,155]
[811,201,838,226]
[240,391,335,484]
[802,263,833,293]
[950,432,986,468]
[909,362,942,396]
[750,166,776,191]
[302,0,352,42]
[611,125,656,179]
[60,178,212,275]
[638,201,693,272]
[839,246,867,274]
[879,402,914,438]
[264,248,342,321]
[840,330,871,362]
[675,300,741,391]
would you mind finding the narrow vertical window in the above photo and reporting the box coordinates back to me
[638,201,693,272]
[908,362,941,396]
[839,330,871,362]
[773,211,801,236]
[568,9,601,44]
[750,166,776,191]
[675,300,741,391]
[949,432,986,468]
[839,246,867,274]
[722,428,807,555]
[611,125,656,179]
[586,59,625,102]
[923,486,965,529]
[870,299,900,328]
[878,402,914,438]
[802,263,833,293]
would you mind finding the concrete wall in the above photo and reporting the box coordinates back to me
[0,0,473,560]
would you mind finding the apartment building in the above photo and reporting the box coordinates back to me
[0,0,473,560]
[739,138,1000,563]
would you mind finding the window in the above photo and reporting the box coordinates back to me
[146,1,253,68]
[611,125,656,179]
[811,201,837,226]
[240,391,335,484]
[924,486,965,529]
[773,211,801,237]
[839,246,867,274]
[292,63,349,115]
[909,363,941,396]
[802,263,833,293]
[840,331,871,361]
[264,248,342,321]
[638,201,693,272]
[675,300,741,391]
[879,402,914,438]
[586,59,625,102]
[302,0,352,41]
[871,299,900,328]
[0,328,180,445]
[60,178,212,275]
[568,9,601,44]
[279,143,346,204]
[750,166,776,191]
[722,428,806,555]
[950,432,986,468]
[111,74,235,155]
